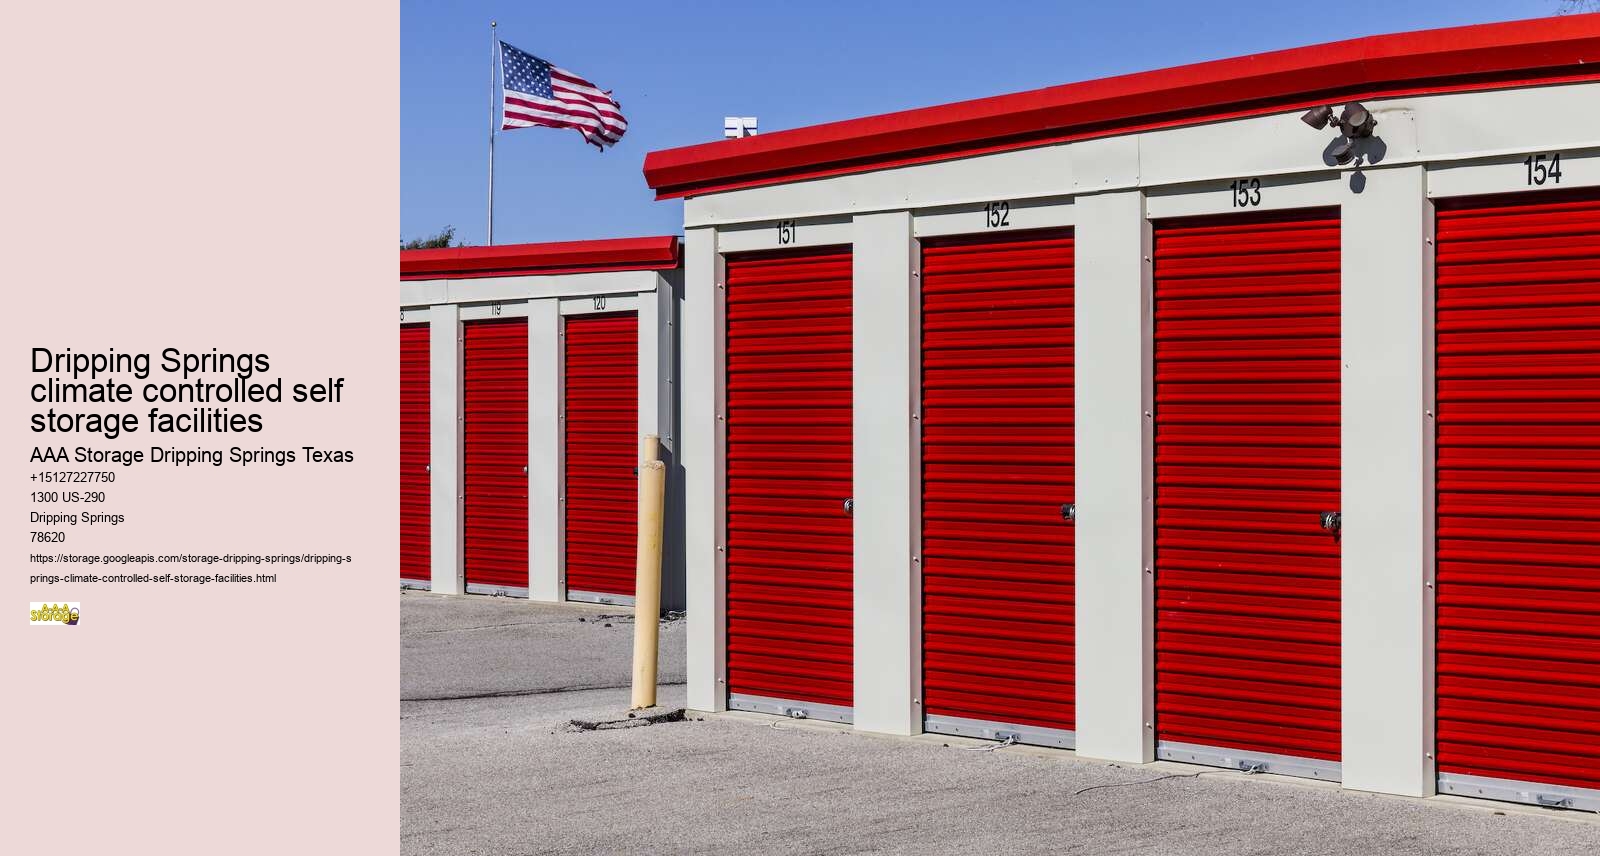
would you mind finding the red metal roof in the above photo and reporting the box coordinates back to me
[400,235,681,280]
[643,14,1600,200]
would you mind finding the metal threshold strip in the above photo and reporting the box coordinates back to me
[1157,741,1341,782]
[400,580,431,591]
[464,583,530,598]
[567,590,635,607]
[729,693,853,725]
[1438,773,1600,812]
[925,714,1075,750]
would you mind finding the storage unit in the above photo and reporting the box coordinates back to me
[400,324,431,587]
[563,312,641,602]
[463,317,530,594]
[920,231,1076,747]
[724,248,854,722]
[1434,188,1600,810]
[399,237,684,609]
[645,13,1600,812]
[1151,210,1342,779]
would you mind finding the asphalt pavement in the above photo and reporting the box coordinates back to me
[400,591,1598,855]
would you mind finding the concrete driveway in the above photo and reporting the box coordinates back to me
[400,592,1598,855]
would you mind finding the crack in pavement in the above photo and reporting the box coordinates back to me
[565,709,688,731]
[405,615,684,636]
[404,621,557,635]
[402,681,687,703]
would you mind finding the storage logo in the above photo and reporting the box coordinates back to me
[30,602,80,626]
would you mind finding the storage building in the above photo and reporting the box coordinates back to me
[399,237,685,609]
[643,15,1600,810]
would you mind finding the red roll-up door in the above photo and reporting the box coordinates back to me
[463,317,529,592]
[401,324,431,585]
[920,231,1076,746]
[1435,188,1600,808]
[1152,208,1342,777]
[564,312,639,602]
[725,247,853,720]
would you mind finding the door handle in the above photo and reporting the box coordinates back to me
[843,498,853,517]
[1319,511,1341,534]
[1061,503,1076,522]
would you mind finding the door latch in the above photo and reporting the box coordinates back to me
[842,498,853,517]
[1061,503,1076,522]
[1320,511,1341,534]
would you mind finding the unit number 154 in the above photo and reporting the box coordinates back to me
[1524,153,1563,186]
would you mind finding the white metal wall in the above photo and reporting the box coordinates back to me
[677,80,1600,800]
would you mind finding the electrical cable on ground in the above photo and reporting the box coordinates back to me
[769,708,810,731]
[959,734,1019,752]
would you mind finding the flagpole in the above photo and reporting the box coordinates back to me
[487,20,498,246]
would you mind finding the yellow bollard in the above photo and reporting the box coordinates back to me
[630,458,666,709]
[640,433,659,467]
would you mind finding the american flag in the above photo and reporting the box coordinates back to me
[499,41,627,149]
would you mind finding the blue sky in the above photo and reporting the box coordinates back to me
[402,0,1560,246]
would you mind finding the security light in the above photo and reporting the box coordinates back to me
[1303,102,1376,166]
[1337,102,1377,138]
[1300,105,1333,129]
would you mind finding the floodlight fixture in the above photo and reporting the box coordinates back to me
[1300,105,1333,129]
[1337,102,1377,138]
[1302,102,1376,165]
[1330,137,1357,166]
